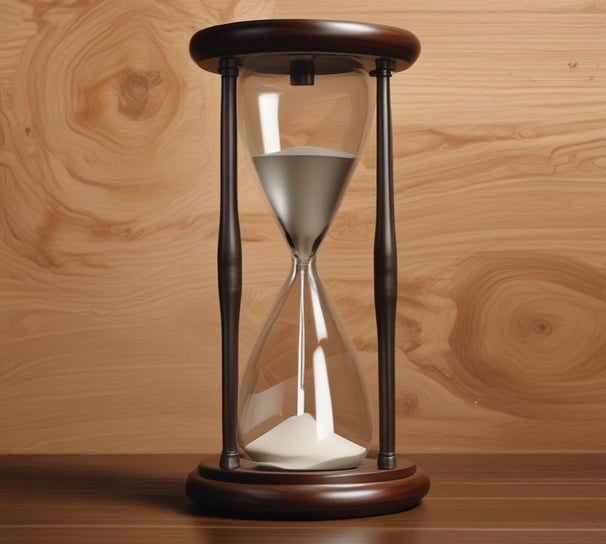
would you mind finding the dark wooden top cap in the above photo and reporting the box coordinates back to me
[190,19,420,74]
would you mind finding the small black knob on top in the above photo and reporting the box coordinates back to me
[290,59,315,85]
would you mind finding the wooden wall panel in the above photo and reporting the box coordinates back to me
[0,0,605,452]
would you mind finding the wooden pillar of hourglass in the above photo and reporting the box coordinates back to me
[185,19,430,519]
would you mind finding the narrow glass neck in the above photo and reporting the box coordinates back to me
[292,254,318,271]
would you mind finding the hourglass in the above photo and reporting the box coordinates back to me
[186,19,429,519]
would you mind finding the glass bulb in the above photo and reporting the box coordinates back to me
[238,58,374,470]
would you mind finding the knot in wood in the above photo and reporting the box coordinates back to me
[119,71,163,119]
[531,319,553,336]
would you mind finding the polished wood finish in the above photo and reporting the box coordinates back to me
[186,455,429,519]
[1,454,605,542]
[1,1,606,455]
[190,19,421,73]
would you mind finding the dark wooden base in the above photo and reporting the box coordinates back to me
[186,454,430,520]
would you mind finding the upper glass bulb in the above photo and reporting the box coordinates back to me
[239,57,373,262]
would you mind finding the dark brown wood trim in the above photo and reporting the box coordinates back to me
[190,19,420,74]
[186,455,430,519]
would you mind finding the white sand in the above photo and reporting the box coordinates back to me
[244,413,366,470]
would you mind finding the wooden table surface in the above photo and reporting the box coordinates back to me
[1,454,604,543]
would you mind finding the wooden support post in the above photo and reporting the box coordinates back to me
[374,58,397,470]
[217,57,241,470]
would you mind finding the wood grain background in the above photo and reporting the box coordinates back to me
[1,0,605,453]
